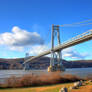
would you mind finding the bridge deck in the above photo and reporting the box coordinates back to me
[24,30,92,63]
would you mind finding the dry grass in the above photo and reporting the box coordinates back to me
[0,78,92,92]
[0,83,74,92]
[71,84,92,92]
[85,74,92,80]
[0,82,92,92]
[0,71,81,88]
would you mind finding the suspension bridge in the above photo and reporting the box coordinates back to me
[24,19,92,72]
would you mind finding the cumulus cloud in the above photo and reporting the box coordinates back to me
[29,45,49,55]
[62,47,88,60]
[0,26,44,47]
[9,46,24,51]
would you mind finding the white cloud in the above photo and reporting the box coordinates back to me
[9,46,24,51]
[0,26,44,51]
[0,26,44,46]
[62,47,88,60]
[29,45,49,56]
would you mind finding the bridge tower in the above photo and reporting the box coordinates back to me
[24,53,30,70]
[48,25,65,72]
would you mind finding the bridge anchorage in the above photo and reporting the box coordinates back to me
[48,25,65,72]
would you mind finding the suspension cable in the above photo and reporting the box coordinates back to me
[60,19,92,27]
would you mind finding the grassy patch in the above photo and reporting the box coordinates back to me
[0,83,73,92]
[0,81,92,92]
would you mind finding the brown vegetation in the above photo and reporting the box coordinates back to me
[85,74,92,80]
[0,72,82,88]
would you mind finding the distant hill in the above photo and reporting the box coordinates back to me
[0,58,24,69]
[0,57,92,69]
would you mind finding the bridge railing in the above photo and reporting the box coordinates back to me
[61,30,92,45]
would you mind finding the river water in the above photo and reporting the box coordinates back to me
[0,68,92,83]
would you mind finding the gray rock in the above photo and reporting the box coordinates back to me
[59,87,68,92]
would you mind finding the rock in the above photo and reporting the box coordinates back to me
[59,87,68,92]
[74,81,81,88]
[74,82,79,87]
[70,81,83,90]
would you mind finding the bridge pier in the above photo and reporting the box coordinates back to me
[23,62,30,70]
[48,25,65,72]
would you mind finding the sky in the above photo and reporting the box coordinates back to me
[0,0,92,60]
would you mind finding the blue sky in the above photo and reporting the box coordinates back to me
[0,0,92,60]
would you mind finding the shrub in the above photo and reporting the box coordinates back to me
[3,72,82,88]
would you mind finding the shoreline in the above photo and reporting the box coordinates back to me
[0,81,92,92]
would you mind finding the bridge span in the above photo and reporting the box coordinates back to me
[24,29,92,64]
